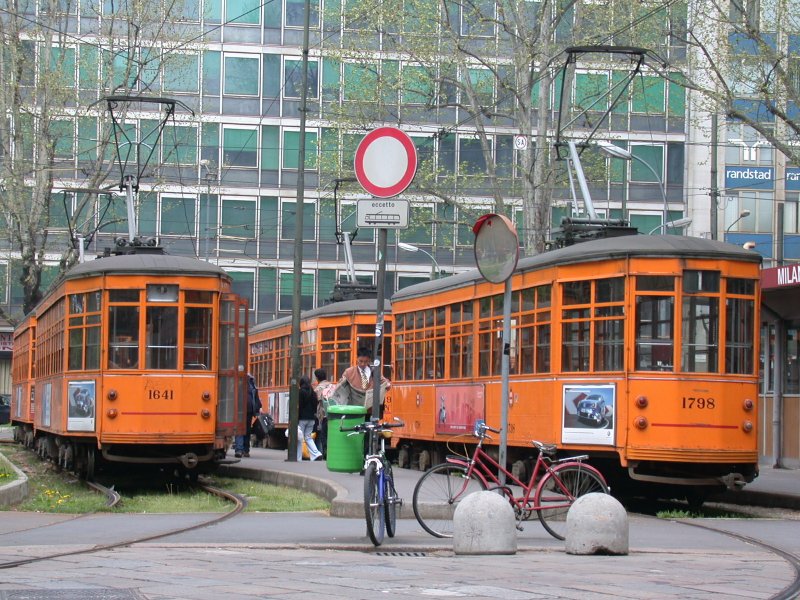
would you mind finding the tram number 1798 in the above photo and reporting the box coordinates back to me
[682,397,715,409]
[148,389,175,400]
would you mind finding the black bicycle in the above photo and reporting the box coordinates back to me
[340,417,404,546]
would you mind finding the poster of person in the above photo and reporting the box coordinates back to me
[42,383,51,427]
[434,384,485,435]
[562,383,615,446]
[68,380,96,432]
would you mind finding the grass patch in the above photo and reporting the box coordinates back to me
[206,475,330,513]
[0,445,329,514]
[657,506,753,519]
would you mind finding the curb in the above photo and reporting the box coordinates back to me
[220,464,363,518]
[711,489,800,511]
[0,449,28,507]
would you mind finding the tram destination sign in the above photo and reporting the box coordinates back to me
[356,199,410,229]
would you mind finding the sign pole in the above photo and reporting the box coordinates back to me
[499,277,512,487]
[371,228,387,430]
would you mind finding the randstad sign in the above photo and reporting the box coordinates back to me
[786,168,800,191]
[725,166,774,190]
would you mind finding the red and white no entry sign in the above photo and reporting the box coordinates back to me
[354,127,418,198]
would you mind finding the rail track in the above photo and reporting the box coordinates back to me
[0,481,245,570]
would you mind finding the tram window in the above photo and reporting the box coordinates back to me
[146,306,178,369]
[682,296,719,372]
[110,289,139,302]
[185,290,213,304]
[683,270,719,294]
[563,281,591,305]
[727,278,755,295]
[562,320,590,372]
[636,276,674,291]
[108,305,140,369]
[147,284,179,302]
[596,277,624,303]
[635,296,674,371]
[725,298,754,374]
[184,307,212,370]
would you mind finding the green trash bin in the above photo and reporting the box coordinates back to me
[327,405,367,473]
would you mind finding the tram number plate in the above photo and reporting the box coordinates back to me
[148,389,175,400]
[681,397,715,409]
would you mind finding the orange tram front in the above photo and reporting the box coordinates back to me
[10,251,249,479]
[385,235,762,501]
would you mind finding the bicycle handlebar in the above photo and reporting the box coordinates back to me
[474,422,502,437]
[339,416,405,433]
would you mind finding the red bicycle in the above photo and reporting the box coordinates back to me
[412,421,609,540]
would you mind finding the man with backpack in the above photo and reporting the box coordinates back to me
[235,374,262,458]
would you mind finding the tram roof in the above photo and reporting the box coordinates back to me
[392,234,762,302]
[250,298,391,334]
[64,253,231,281]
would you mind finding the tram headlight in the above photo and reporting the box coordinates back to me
[107,408,118,419]
[635,395,648,409]
[743,398,754,411]
[107,389,118,401]
[742,420,753,433]
[202,391,211,402]
[634,416,648,430]
[201,409,211,419]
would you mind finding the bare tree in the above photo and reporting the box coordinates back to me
[0,0,201,319]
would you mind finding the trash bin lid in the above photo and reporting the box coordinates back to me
[327,405,368,415]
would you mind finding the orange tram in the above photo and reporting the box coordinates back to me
[10,250,249,480]
[248,299,392,439]
[385,235,762,501]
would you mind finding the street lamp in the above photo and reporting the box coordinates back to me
[726,209,751,234]
[647,216,692,235]
[398,242,440,279]
[596,140,668,230]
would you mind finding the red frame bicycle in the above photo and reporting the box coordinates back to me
[412,422,609,539]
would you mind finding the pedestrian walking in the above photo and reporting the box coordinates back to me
[298,375,323,461]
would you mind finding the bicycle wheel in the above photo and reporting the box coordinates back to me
[412,463,486,538]
[535,464,608,540]
[384,465,398,538]
[364,462,385,546]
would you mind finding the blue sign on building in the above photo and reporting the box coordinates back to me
[725,166,774,190]
[787,168,800,191]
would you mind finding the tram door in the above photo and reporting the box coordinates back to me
[217,294,249,438]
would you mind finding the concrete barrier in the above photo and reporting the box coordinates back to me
[0,449,28,507]
[453,490,517,555]
[565,492,628,555]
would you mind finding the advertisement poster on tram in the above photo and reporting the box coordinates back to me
[562,383,615,445]
[67,380,96,431]
[434,384,485,435]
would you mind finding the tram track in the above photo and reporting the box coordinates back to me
[0,481,245,570]
[673,519,800,600]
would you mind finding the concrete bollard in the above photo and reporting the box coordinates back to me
[453,490,517,555]
[565,492,628,555]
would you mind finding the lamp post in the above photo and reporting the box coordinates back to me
[596,140,668,229]
[647,216,692,235]
[398,242,440,279]
[726,209,751,236]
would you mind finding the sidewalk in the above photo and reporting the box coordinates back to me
[220,446,800,517]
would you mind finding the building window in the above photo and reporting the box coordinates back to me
[160,196,196,237]
[222,126,258,167]
[220,197,257,239]
[286,0,319,27]
[281,200,316,241]
[282,129,319,170]
[226,0,261,24]
[162,125,198,165]
[164,53,200,93]
[284,58,319,99]
[279,270,314,311]
[223,54,260,96]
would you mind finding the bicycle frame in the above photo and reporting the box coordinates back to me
[446,440,596,514]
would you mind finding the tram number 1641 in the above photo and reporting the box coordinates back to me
[682,397,716,409]
[148,389,175,400]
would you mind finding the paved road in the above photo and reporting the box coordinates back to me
[2,444,800,599]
